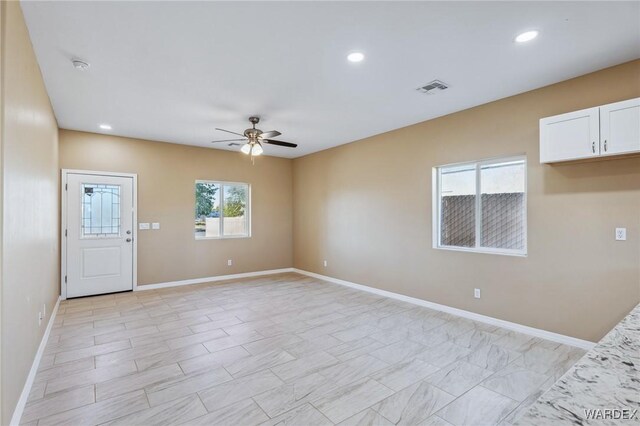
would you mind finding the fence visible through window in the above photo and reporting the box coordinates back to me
[435,156,527,256]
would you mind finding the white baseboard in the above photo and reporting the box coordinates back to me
[136,268,295,291]
[10,296,61,426]
[293,268,596,350]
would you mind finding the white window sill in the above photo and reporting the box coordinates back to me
[434,245,527,257]
[195,235,251,240]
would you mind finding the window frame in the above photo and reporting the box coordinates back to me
[194,180,251,240]
[432,155,527,257]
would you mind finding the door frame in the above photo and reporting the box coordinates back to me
[61,169,138,300]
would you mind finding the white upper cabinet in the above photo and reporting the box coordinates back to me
[540,107,600,163]
[600,98,640,156]
[540,97,640,164]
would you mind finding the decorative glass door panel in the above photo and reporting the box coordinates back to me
[81,184,121,237]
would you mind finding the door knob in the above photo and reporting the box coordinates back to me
[126,238,132,242]
[126,230,131,235]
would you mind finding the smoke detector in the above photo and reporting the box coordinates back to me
[72,59,90,71]
[417,80,449,94]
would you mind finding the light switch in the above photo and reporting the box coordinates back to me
[139,223,150,230]
[616,228,627,241]
[152,223,160,230]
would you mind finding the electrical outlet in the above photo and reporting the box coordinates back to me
[227,259,233,266]
[152,222,160,230]
[615,228,627,241]
[474,288,481,299]
[323,260,328,267]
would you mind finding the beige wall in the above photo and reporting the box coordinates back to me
[59,130,293,286]
[293,60,640,342]
[1,2,60,423]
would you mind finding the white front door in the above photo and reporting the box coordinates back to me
[64,172,135,298]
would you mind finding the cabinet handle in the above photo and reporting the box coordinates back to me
[592,141,595,153]
[604,140,607,152]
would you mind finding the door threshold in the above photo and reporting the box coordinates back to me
[66,289,134,300]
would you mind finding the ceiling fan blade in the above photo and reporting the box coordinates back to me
[215,128,245,137]
[264,139,297,148]
[211,138,246,143]
[260,130,281,139]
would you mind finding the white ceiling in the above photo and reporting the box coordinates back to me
[21,1,640,158]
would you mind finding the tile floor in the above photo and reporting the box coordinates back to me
[23,273,585,425]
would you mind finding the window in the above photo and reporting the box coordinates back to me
[433,156,526,256]
[82,183,121,237]
[195,181,250,239]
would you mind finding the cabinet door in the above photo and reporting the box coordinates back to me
[540,107,599,163]
[600,98,640,156]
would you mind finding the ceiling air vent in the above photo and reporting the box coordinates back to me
[417,80,449,94]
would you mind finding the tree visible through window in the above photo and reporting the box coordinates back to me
[195,183,219,219]
[223,185,246,218]
[195,181,250,238]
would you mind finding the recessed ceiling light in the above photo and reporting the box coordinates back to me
[99,124,112,130]
[515,30,539,43]
[72,59,90,71]
[347,52,365,63]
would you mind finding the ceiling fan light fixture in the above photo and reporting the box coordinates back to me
[214,117,297,160]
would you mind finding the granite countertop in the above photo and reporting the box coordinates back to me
[516,304,640,425]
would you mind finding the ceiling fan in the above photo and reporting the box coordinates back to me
[211,116,297,158]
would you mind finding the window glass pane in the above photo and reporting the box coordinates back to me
[440,164,476,247]
[223,184,248,237]
[195,182,221,238]
[480,160,526,250]
[82,184,120,236]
